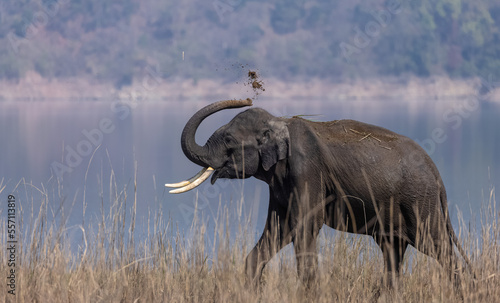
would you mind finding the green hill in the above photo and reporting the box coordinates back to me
[2,0,499,87]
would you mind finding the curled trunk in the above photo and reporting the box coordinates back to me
[180,99,253,167]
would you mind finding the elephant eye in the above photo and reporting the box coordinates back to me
[258,130,271,144]
[224,136,236,145]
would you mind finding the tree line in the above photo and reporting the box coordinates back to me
[1,0,499,87]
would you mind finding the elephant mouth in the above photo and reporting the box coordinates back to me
[210,168,227,185]
[165,167,214,194]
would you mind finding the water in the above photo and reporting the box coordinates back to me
[1,98,499,252]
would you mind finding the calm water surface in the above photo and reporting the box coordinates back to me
[1,98,499,250]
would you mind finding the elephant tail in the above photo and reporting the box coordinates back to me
[440,188,473,271]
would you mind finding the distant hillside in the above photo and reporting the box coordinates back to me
[1,0,499,87]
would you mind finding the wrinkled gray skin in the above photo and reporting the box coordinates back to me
[179,99,470,289]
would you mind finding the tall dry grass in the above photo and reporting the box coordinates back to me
[0,175,498,303]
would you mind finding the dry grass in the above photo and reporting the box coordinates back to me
[0,176,498,303]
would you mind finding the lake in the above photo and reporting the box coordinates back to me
[1,97,499,251]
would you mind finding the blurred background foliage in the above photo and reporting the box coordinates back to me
[1,0,499,86]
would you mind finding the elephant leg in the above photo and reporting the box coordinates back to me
[414,219,462,290]
[440,241,463,291]
[293,219,321,289]
[245,206,290,287]
[377,236,408,288]
[427,235,462,289]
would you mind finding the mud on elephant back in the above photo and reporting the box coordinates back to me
[166,98,473,292]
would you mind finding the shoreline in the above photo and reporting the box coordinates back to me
[1,72,498,103]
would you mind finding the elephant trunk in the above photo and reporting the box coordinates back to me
[180,98,253,167]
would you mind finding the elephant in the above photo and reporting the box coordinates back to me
[166,98,471,289]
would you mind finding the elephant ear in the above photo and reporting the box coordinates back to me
[259,120,290,171]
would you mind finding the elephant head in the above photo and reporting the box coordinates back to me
[166,99,290,193]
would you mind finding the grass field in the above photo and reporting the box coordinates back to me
[0,178,498,302]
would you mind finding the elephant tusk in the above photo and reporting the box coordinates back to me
[165,167,214,194]
[165,167,212,187]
